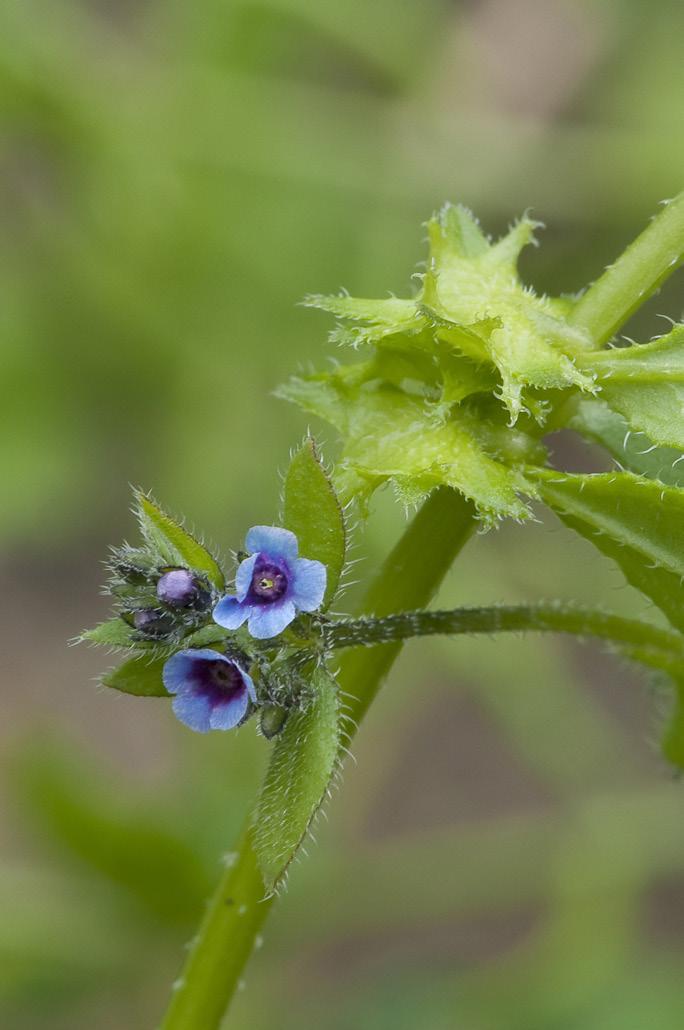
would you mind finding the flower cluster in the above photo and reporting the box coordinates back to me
[162,526,326,732]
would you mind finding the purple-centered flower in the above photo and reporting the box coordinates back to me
[162,648,256,732]
[213,526,326,640]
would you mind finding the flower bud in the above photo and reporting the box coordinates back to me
[157,568,202,609]
[260,704,289,739]
[131,608,175,637]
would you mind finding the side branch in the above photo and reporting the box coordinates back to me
[326,604,684,672]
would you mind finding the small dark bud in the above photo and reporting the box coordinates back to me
[157,568,202,609]
[131,608,175,637]
[260,704,289,739]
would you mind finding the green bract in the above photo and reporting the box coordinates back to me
[281,204,603,523]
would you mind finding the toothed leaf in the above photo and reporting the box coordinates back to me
[253,666,339,894]
[135,492,224,589]
[538,470,684,633]
[283,439,346,608]
[422,205,595,419]
[279,374,534,523]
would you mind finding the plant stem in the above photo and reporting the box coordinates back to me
[570,191,684,345]
[160,828,273,1030]
[336,487,477,727]
[159,488,475,1029]
[325,604,684,672]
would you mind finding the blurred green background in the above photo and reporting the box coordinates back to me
[2,1,684,1027]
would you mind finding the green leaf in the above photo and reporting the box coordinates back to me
[135,491,225,589]
[279,373,534,523]
[283,438,346,608]
[102,655,170,697]
[81,618,138,650]
[580,327,684,450]
[422,205,595,420]
[303,293,425,348]
[538,469,684,633]
[252,666,339,894]
[568,397,684,486]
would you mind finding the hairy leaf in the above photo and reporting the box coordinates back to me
[253,666,339,894]
[581,327,684,450]
[135,492,225,589]
[102,656,169,697]
[283,438,346,607]
[422,205,595,419]
[279,374,534,523]
[538,470,684,633]
[568,397,684,486]
[302,205,595,426]
[81,618,139,650]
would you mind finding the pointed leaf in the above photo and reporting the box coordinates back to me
[279,374,534,523]
[135,492,225,589]
[568,398,684,486]
[102,655,170,697]
[81,618,138,650]
[422,206,594,419]
[538,470,684,633]
[283,439,346,608]
[253,666,339,893]
[581,328,684,450]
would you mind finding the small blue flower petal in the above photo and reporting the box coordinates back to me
[234,553,259,602]
[247,600,297,639]
[290,558,327,612]
[163,650,214,695]
[162,649,255,733]
[213,595,250,630]
[172,692,213,732]
[209,691,250,730]
[245,525,298,560]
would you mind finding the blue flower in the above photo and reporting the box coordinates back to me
[162,648,256,732]
[213,526,326,639]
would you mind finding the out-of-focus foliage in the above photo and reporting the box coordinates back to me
[4,1,684,1028]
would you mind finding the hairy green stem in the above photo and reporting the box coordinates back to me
[325,604,684,670]
[570,191,684,344]
[159,488,475,1029]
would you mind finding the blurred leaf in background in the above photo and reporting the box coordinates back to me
[3,1,684,1028]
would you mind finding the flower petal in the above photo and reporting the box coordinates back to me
[213,594,249,629]
[291,558,327,612]
[234,555,258,602]
[163,650,208,695]
[247,600,296,639]
[209,687,250,730]
[245,525,298,560]
[239,666,257,703]
[172,692,213,732]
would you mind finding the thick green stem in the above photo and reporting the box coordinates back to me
[570,191,684,344]
[336,487,476,727]
[160,828,273,1030]
[159,488,475,1029]
[325,604,684,671]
